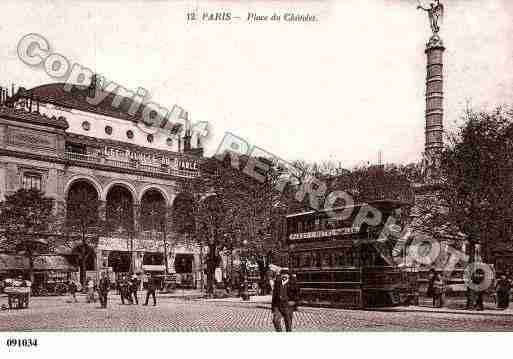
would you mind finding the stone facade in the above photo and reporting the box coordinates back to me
[0,83,205,286]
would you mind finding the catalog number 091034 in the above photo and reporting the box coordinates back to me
[6,338,38,348]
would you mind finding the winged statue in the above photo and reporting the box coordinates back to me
[417,0,444,35]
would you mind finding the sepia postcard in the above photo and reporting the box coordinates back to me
[0,0,513,356]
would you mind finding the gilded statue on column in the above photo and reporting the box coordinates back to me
[417,0,444,35]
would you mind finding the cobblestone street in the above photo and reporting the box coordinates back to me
[1,293,513,331]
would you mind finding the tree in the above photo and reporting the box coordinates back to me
[440,107,513,263]
[0,188,56,283]
[191,154,289,295]
[65,186,105,285]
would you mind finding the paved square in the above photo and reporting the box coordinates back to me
[1,294,513,331]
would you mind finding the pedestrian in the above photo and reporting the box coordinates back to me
[427,268,436,306]
[22,277,31,309]
[68,280,78,303]
[471,269,485,311]
[130,274,139,305]
[119,275,132,305]
[465,286,474,309]
[143,274,158,306]
[271,268,298,332]
[496,274,511,310]
[86,277,95,303]
[475,289,485,311]
[224,274,231,294]
[432,272,445,308]
[98,272,110,308]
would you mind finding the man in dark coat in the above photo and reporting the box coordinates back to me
[496,274,511,309]
[98,273,110,309]
[143,274,158,306]
[68,280,78,303]
[272,268,298,332]
[130,274,140,305]
[119,276,132,305]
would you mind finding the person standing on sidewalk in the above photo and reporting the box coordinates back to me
[68,280,78,303]
[130,274,140,305]
[432,272,445,308]
[119,276,132,305]
[143,274,158,306]
[271,268,298,332]
[496,274,511,310]
[86,277,95,303]
[98,273,110,309]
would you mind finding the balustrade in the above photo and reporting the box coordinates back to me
[64,151,198,178]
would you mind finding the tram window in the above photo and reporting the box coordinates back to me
[297,221,303,233]
[298,254,303,267]
[345,250,352,266]
[354,250,361,267]
[293,255,300,268]
[314,252,321,267]
[339,250,346,266]
[347,249,354,267]
[336,251,344,266]
[304,253,312,267]
[314,218,320,230]
[322,252,331,267]
[331,252,337,267]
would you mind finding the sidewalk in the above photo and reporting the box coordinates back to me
[378,296,513,317]
[158,289,204,300]
[202,294,272,304]
[194,294,513,317]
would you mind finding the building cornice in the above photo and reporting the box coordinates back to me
[65,132,203,161]
[0,148,199,183]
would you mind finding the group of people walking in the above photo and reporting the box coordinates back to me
[427,268,513,311]
[117,273,159,306]
[68,272,160,308]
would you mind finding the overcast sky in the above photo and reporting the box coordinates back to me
[1,0,512,167]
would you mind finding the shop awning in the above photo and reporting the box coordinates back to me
[0,254,27,271]
[34,255,77,271]
[0,254,77,272]
[142,265,166,272]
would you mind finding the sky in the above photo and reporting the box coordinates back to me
[0,0,512,167]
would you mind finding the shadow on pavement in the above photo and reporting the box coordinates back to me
[368,306,513,317]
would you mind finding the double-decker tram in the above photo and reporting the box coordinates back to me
[285,200,409,308]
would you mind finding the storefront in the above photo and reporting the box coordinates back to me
[0,254,77,295]
[95,236,201,287]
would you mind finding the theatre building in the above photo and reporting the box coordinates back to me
[0,81,204,286]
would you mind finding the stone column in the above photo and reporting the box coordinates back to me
[98,200,107,221]
[164,206,173,274]
[424,34,445,178]
[133,203,141,236]
[95,248,104,281]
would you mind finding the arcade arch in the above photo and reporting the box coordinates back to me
[106,185,135,234]
[140,189,167,231]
